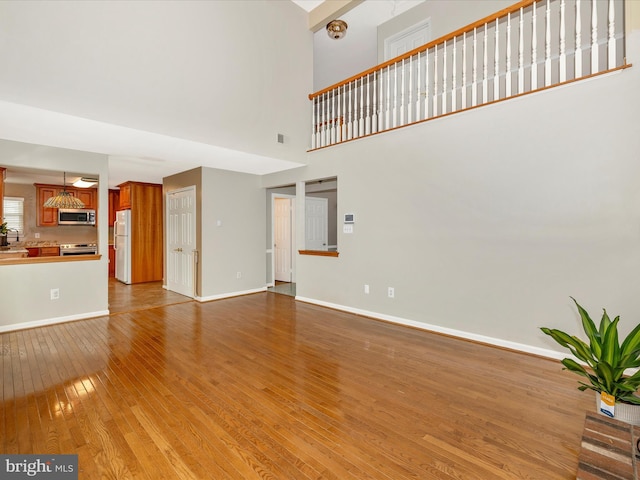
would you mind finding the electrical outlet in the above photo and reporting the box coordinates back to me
[364,284,370,294]
[388,287,395,298]
[50,288,60,300]
[236,271,242,279]
[35,233,40,239]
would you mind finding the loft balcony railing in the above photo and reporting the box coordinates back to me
[309,0,629,150]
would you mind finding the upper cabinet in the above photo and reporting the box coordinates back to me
[108,189,120,225]
[118,183,132,210]
[35,183,97,227]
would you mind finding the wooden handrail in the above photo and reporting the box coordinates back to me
[309,0,536,100]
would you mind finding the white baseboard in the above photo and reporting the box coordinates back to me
[197,287,267,303]
[295,296,565,361]
[0,310,110,333]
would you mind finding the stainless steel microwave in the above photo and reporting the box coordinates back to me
[58,208,96,226]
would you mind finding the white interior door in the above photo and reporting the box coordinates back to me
[166,186,196,297]
[384,19,432,61]
[305,196,328,250]
[274,197,293,282]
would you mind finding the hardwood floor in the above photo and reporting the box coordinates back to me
[108,278,193,314]
[1,293,592,479]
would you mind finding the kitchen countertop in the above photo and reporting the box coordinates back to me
[0,247,29,259]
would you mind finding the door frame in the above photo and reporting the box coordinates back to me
[270,193,295,287]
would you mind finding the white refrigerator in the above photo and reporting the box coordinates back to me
[114,209,131,284]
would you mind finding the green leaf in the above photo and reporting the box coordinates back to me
[571,297,602,358]
[601,317,621,368]
[541,328,594,364]
[621,322,640,359]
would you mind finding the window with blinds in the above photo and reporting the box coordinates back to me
[3,196,24,234]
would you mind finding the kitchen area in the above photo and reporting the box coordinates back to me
[0,166,98,261]
[1,165,164,288]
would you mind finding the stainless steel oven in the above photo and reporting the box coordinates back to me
[59,243,98,256]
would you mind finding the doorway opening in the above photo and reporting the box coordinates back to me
[268,187,296,296]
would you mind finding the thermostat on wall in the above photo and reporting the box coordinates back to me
[344,213,355,224]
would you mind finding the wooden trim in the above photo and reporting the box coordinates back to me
[299,250,339,257]
[307,64,633,152]
[309,0,536,99]
[0,254,102,266]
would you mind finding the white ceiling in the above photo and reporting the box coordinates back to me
[0,0,423,188]
[0,1,311,188]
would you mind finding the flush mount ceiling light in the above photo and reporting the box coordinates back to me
[73,177,98,188]
[326,19,347,40]
[43,172,86,209]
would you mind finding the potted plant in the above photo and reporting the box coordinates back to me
[0,221,10,247]
[541,297,640,424]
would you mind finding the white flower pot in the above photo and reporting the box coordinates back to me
[595,392,640,425]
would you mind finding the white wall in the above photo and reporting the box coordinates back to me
[200,168,266,299]
[0,140,109,331]
[264,29,640,356]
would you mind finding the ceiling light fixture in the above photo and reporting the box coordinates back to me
[326,19,348,40]
[43,172,86,209]
[73,177,98,188]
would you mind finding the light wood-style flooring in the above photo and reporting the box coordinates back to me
[2,292,592,479]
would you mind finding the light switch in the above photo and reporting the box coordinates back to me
[343,224,353,234]
[216,220,222,227]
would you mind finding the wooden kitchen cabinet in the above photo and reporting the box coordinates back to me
[118,183,131,209]
[40,246,60,256]
[117,181,163,283]
[76,189,96,209]
[26,246,60,257]
[108,189,120,225]
[35,184,98,226]
[36,185,62,226]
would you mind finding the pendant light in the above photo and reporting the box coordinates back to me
[43,172,86,209]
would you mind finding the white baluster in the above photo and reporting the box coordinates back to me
[385,66,391,130]
[433,45,439,115]
[400,59,406,125]
[494,19,500,100]
[379,69,385,132]
[353,80,359,138]
[425,49,430,118]
[393,63,398,128]
[472,28,478,107]
[532,3,538,90]
[545,0,552,86]
[347,82,353,140]
[482,24,488,104]
[506,13,512,97]
[408,56,413,124]
[608,0,616,69]
[311,97,316,149]
[462,34,467,109]
[372,73,378,134]
[365,74,371,135]
[575,0,582,78]
[416,51,421,121]
[518,8,524,93]
[559,0,567,82]
[320,93,327,147]
[342,85,347,141]
[591,0,598,73]
[442,41,448,114]
[359,77,365,137]
[330,90,336,144]
[452,37,457,112]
